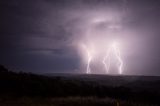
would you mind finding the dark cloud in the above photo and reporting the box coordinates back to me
[0,0,160,75]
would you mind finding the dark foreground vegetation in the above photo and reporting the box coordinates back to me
[0,65,160,106]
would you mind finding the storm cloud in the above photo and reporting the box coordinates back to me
[0,0,160,75]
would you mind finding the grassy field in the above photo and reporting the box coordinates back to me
[0,65,159,106]
[0,97,157,106]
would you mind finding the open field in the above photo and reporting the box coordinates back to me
[0,97,157,106]
[0,65,160,105]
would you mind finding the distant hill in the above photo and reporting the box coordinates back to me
[46,73,160,89]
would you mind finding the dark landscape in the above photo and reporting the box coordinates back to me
[0,65,159,106]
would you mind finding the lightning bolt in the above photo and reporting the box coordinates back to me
[103,48,111,74]
[81,44,93,74]
[112,42,123,74]
[103,42,123,74]
[86,50,92,74]
[81,41,123,74]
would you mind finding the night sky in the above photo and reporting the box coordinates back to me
[0,0,160,75]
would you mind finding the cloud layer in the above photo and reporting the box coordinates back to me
[0,0,160,75]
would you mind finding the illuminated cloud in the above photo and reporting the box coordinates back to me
[0,0,160,75]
